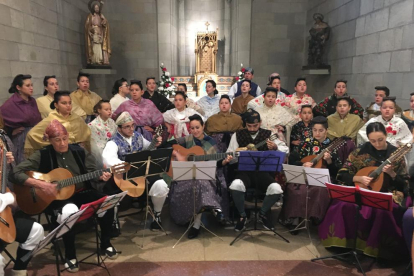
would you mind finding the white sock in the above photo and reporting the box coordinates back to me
[193,213,202,229]
[152,196,166,214]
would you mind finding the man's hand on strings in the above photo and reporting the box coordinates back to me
[100,171,112,182]
[267,139,278,150]
[222,155,233,166]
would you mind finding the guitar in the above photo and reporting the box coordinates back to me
[167,133,279,177]
[355,143,412,192]
[300,137,347,168]
[0,138,16,244]
[113,125,163,198]
[15,163,130,215]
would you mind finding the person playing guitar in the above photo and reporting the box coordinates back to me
[0,139,44,276]
[319,122,410,260]
[10,120,117,273]
[102,111,168,231]
[227,109,289,232]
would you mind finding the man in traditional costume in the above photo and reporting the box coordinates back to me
[143,77,175,113]
[102,112,169,230]
[227,109,288,231]
[36,75,59,119]
[227,67,262,99]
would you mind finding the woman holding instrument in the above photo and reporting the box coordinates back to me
[280,116,342,234]
[165,114,232,239]
[319,122,411,260]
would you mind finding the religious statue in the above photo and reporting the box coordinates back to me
[85,0,111,66]
[307,13,330,67]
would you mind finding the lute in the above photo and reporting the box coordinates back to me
[355,143,412,192]
[300,137,347,168]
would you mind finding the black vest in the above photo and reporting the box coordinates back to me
[236,128,271,151]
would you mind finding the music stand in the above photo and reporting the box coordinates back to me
[124,149,173,247]
[311,183,393,276]
[230,151,290,246]
[21,208,88,276]
[171,161,223,248]
[282,165,331,256]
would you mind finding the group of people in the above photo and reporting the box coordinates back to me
[1,67,414,275]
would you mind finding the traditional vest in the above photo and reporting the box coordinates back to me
[236,128,271,151]
[38,144,91,189]
[110,131,143,161]
[234,81,258,98]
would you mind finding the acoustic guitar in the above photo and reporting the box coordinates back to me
[355,143,412,192]
[300,137,347,168]
[15,163,129,215]
[113,125,163,198]
[167,133,279,178]
[0,138,16,244]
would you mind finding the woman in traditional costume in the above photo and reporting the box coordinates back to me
[319,122,411,260]
[282,78,316,116]
[196,80,220,119]
[167,114,232,239]
[70,72,102,123]
[232,80,255,115]
[25,91,91,157]
[281,116,341,234]
[0,74,41,164]
[88,100,117,167]
[109,78,129,112]
[163,92,203,140]
[36,75,59,119]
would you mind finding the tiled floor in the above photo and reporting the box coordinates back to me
[3,206,409,275]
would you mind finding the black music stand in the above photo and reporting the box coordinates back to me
[230,151,290,246]
[124,149,173,248]
[21,208,88,276]
[171,160,223,248]
[311,183,393,276]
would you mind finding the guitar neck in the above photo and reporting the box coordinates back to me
[193,151,236,161]
[57,168,110,189]
[147,137,158,151]
[311,138,344,163]
[1,150,6,194]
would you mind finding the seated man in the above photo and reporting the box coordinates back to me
[1,149,44,276]
[227,109,288,231]
[102,112,169,230]
[10,120,117,272]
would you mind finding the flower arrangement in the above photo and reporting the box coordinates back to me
[235,63,246,82]
[157,63,176,97]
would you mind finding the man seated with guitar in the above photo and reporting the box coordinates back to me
[0,144,44,276]
[10,120,117,272]
[227,109,289,231]
[102,111,168,231]
[319,122,411,261]
[281,116,343,234]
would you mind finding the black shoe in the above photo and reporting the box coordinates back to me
[150,213,162,231]
[234,216,247,232]
[64,259,79,273]
[101,246,119,260]
[259,212,275,231]
[288,224,299,235]
[213,209,225,223]
[187,227,200,239]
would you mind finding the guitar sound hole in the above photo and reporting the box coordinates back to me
[188,154,195,161]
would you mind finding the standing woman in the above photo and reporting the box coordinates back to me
[36,75,60,119]
[24,91,91,157]
[196,80,220,119]
[109,78,129,112]
[163,92,203,139]
[112,80,164,134]
[70,72,102,123]
[167,114,231,239]
[282,78,316,116]
[89,100,117,167]
[319,122,411,260]
[0,74,41,164]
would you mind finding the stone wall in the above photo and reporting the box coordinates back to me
[250,0,308,92]
[306,0,414,110]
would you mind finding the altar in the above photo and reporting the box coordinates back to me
[174,22,234,97]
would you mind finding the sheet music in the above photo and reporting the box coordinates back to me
[303,167,331,187]
[283,164,306,184]
[171,161,216,181]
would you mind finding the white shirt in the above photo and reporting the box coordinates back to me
[357,115,413,147]
[228,82,262,99]
[102,132,152,167]
[227,131,289,154]
[110,94,129,112]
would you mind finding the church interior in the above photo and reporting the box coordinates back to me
[1,0,414,275]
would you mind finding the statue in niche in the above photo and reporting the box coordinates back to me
[307,13,330,67]
[85,0,111,66]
